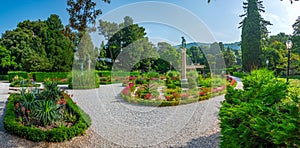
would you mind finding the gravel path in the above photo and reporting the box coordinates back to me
[0,79,244,148]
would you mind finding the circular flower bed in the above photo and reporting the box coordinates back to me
[120,72,237,107]
[3,80,91,142]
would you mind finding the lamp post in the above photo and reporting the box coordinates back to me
[266,59,269,69]
[286,39,293,83]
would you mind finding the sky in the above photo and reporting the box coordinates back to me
[0,0,300,45]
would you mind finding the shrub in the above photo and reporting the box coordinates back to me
[219,69,299,147]
[4,94,91,142]
[187,78,197,89]
[0,75,8,80]
[232,71,247,78]
[135,77,147,85]
[8,71,28,82]
[146,71,160,79]
[31,72,70,83]
[70,70,99,89]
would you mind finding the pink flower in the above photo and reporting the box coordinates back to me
[122,87,130,95]
[21,106,25,113]
[129,82,134,88]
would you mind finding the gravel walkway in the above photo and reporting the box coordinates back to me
[0,79,244,148]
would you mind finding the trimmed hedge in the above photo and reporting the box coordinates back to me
[69,71,99,89]
[0,75,8,80]
[32,72,70,83]
[4,94,91,142]
[8,71,28,82]
[96,71,140,77]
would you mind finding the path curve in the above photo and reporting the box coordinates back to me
[0,78,245,147]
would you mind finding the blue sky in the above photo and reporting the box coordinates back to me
[1,0,299,44]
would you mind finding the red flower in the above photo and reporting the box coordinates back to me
[74,102,77,105]
[166,96,172,101]
[129,76,137,80]
[230,79,236,86]
[180,94,189,99]
[15,103,20,108]
[26,110,30,114]
[199,91,206,96]
[172,92,180,98]
[144,93,152,99]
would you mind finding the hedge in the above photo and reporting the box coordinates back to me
[96,71,140,77]
[8,71,28,82]
[32,72,70,83]
[69,71,99,89]
[220,69,299,147]
[3,94,91,142]
[0,75,8,80]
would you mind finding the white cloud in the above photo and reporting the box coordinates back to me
[263,1,300,35]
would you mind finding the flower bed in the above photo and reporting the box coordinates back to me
[9,76,40,87]
[3,81,91,142]
[120,72,237,107]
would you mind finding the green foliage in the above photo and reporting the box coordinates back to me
[32,100,61,126]
[32,72,70,83]
[4,94,91,142]
[146,71,160,79]
[240,0,271,72]
[0,75,8,80]
[70,70,99,89]
[232,71,247,78]
[0,14,74,73]
[135,77,147,85]
[0,45,17,72]
[8,71,28,82]
[67,0,110,32]
[187,78,197,89]
[43,80,60,101]
[220,69,299,147]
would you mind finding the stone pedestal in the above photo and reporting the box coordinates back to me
[181,48,187,82]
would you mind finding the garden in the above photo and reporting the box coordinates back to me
[3,80,91,142]
[120,71,236,107]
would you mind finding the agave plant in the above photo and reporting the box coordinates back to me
[20,93,36,111]
[43,80,60,101]
[32,100,61,126]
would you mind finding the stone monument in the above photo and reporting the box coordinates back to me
[181,36,187,82]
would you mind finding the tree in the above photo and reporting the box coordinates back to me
[293,16,300,35]
[46,14,75,71]
[240,0,271,72]
[66,0,110,32]
[0,45,17,73]
[0,15,75,72]
[99,16,147,65]
[223,47,236,68]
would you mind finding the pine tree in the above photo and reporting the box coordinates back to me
[240,0,271,72]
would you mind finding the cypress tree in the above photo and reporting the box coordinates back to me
[240,0,271,72]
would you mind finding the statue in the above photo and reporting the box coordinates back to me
[181,36,186,48]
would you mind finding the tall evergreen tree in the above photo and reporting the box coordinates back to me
[240,0,271,72]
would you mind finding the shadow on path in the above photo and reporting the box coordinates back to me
[173,132,220,148]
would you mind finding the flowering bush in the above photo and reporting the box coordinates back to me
[144,93,152,99]
[180,93,189,100]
